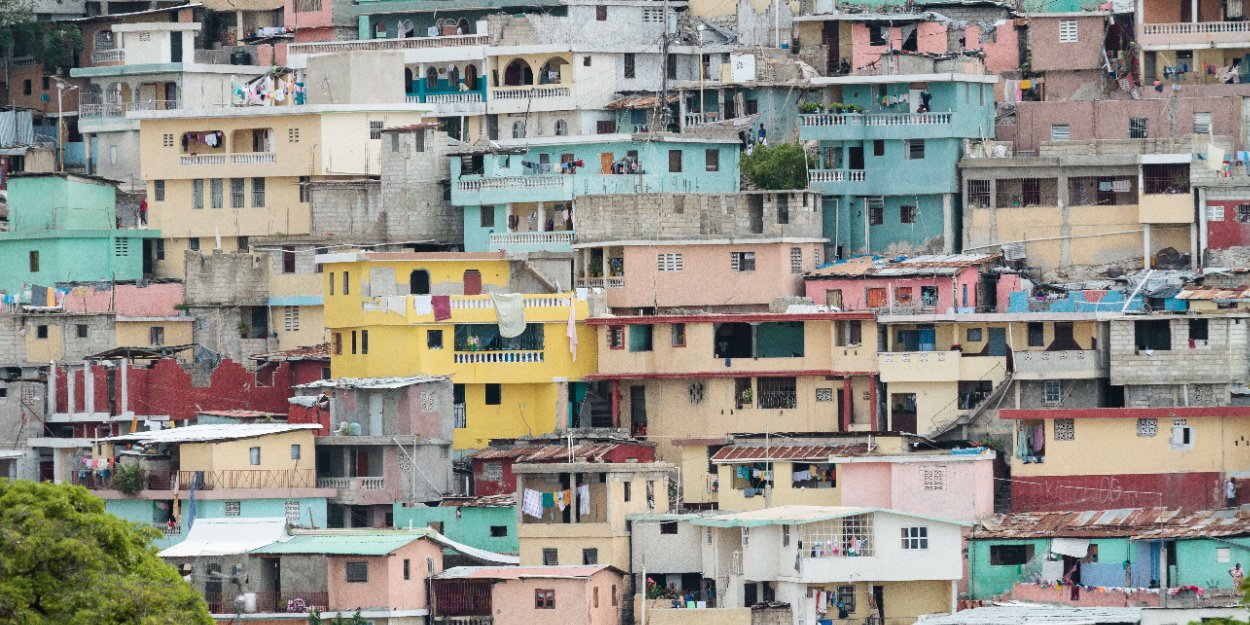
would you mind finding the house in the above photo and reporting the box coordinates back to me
[431,565,625,625]
[0,173,158,294]
[393,494,519,556]
[690,505,968,625]
[295,375,457,528]
[803,253,1000,312]
[1135,0,1250,87]
[584,311,878,506]
[468,436,655,496]
[86,423,335,548]
[58,281,194,357]
[968,507,1250,602]
[515,460,676,570]
[800,68,997,257]
[317,251,598,451]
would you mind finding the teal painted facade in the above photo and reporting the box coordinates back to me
[104,495,328,550]
[970,537,1250,600]
[800,77,994,256]
[392,503,518,554]
[453,136,739,253]
[0,175,158,294]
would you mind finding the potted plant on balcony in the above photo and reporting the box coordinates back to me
[111,461,144,496]
[798,101,823,114]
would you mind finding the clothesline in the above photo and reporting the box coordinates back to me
[522,484,591,518]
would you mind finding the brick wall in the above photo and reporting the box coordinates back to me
[575,190,824,244]
[183,250,269,306]
[1109,317,1250,386]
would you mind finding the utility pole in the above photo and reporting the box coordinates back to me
[657,0,673,132]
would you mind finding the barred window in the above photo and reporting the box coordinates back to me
[968,180,991,208]
[790,247,803,274]
[251,178,266,207]
[1054,418,1075,441]
[1058,19,1077,42]
[1137,418,1158,437]
[346,561,368,583]
[731,251,756,272]
[283,306,300,332]
[224,501,241,516]
[1043,380,1062,404]
[210,179,223,209]
[657,253,684,271]
[192,179,204,209]
[230,178,245,208]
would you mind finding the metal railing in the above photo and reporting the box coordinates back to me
[448,295,572,309]
[81,100,181,119]
[453,351,545,364]
[1142,20,1250,34]
[492,86,570,100]
[489,231,574,247]
[129,99,180,112]
[90,49,125,64]
[176,469,317,490]
[294,0,321,11]
[288,34,487,55]
[808,169,866,183]
[799,112,952,127]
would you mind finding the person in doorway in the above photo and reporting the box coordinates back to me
[1063,562,1080,601]
[1228,477,1238,508]
[1232,563,1245,593]
[757,123,767,145]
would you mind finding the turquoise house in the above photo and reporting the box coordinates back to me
[104,496,329,551]
[969,508,1250,600]
[392,498,518,554]
[0,173,158,295]
[799,74,996,258]
[451,134,740,253]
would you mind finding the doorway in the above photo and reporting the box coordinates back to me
[410,269,430,295]
[170,32,183,63]
[987,327,1008,356]
[891,393,917,434]
[849,146,865,170]
[630,385,647,437]
[871,585,885,620]
[463,270,482,295]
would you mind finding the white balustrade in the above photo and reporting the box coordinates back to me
[180,154,227,165]
[799,112,952,126]
[288,34,488,55]
[453,351,545,364]
[808,169,866,183]
[493,86,571,100]
[489,231,574,247]
[230,152,277,164]
[456,176,566,192]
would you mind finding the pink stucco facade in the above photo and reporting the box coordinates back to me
[326,539,443,611]
[840,455,996,522]
[493,569,624,625]
[1028,15,1106,72]
[608,242,823,310]
[848,21,1018,73]
[964,22,1021,74]
[804,265,984,312]
[1013,93,1244,153]
[60,282,185,317]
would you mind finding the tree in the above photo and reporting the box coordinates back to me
[0,480,213,625]
[0,0,84,71]
[741,142,809,191]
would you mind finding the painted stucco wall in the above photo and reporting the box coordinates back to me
[392,504,518,554]
[804,266,982,312]
[61,282,185,316]
[492,571,623,625]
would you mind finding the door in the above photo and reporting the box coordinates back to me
[629,385,647,436]
[871,585,885,620]
[825,289,843,308]
[410,269,430,295]
[822,21,840,72]
[848,146,865,170]
[866,288,887,309]
[917,325,936,351]
[463,270,482,295]
[987,327,1008,356]
[368,394,383,436]
[600,152,614,174]
[891,393,917,434]
[1051,322,1079,350]
[353,447,369,477]
[170,32,183,63]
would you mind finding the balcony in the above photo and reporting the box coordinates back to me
[798,112,959,141]
[1014,350,1107,380]
[288,34,488,56]
[1140,20,1250,47]
[316,476,385,490]
[90,48,125,64]
[180,154,227,166]
[493,86,571,100]
[575,276,625,289]
[878,350,1006,383]
[81,100,180,120]
[230,152,277,164]
[808,169,866,183]
[488,230,574,252]
[800,112,952,127]
[405,91,486,114]
[453,350,545,364]
[205,590,329,615]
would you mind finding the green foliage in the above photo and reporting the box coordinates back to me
[110,461,144,495]
[308,608,370,625]
[741,142,809,191]
[798,101,822,114]
[0,480,213,625]
[1190,619,1250,625]
[0,21,84,71]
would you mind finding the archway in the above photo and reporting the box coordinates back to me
[425,67,439,89]
[410,270,430,295]
[539,57,568,84]
[464,64,479,90]
[503,59,533,86]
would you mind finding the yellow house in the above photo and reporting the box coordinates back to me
[514,461,675,571]
[318,251,598,451]
[585,312,879,505]
[135,104,429,279]
[115,316,194,356]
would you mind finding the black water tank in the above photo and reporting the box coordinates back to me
[230,50,252,65]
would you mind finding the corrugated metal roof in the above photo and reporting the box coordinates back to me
[689,505,970,528]
[435,565,611,580]
[472,443,629,463]
[604,94,678,110]
[196,409,282,418]
[915,602,1143,625]
[104,423,321,444]
[710,443,871,463]
[437,494,516,508]
[297,375,449,390]
[972,507,1250,540]
[252,531,434,556]
[1176,286,1250,301]
[808,253,997,279]
[250,343,331,362]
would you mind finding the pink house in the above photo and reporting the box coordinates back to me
[432,565,625,625]
[804,253,1000,312]
[60,281,185,317]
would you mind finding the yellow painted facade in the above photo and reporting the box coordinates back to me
[115,318,194,357]
[715,461,840,510]
[177,429,317,473]
[808,580,951,621]
[321,252,598,451]
[26,323,66,363]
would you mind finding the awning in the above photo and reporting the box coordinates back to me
[1050,537,1090,558]
[158,517,289,558]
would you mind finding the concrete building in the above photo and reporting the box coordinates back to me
[803,253,1000,312]
[431,565,625,625]
[393,494,519,555]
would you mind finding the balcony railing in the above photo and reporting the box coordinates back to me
[456,176,567,192]
[155,523,183,536]
[575,276,624,289]
[80,103,125,119]
[91,49,125,64]
[493,86,571,100]
[808,169,866,183]
[316,476,385,490]
[683,112,720,127]
[799,112,952,127]
[177,469,317,490]
[1143,21,1250,35]
[288,34,487,55]
[129,99,180,112]
[448,295,573,309]
[418,93,484,104]
[489,231,574,247]
[205,590,329,615]
[180,154,227,166]
[453,350,545,364]
[230,152,277,164]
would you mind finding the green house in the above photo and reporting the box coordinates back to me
[0,173,159,295]
[393,497,517,555]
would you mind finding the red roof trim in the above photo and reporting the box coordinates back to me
[587,312,876,326]
[1000,406,1250,420]
[585,370,875,381]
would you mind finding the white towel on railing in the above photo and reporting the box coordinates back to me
[491,293,526,338]
[523,488,544,518]
[578,484,590,515]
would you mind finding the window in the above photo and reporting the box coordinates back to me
[657,253,684,271]
[150,326,165,346]
[343,271,350,295]
[554,119,568,136]
[1189,319,1209,342]
[612,585,619,606]
[512,121,526,139]
[670,323,686,347]
[28,251,38,272]
[757,377,797,409]
[791,247,803,274]
[836,586,856,613]
[624,53,636,79]
[542,548,559,566]
[209,179,224,209]
[966,328,983,342]
[74,324,87,339]
[369,121,384,139]
[1238,205,1250,223]
[428,329,444,349]
[905,140,925,159]
[1129,118,1148,139]
[731,251,756,272]
[403,559,411,580]
[189,238,200,251]
[582,548,598,564]
[901,527,929,550]
[237,236,250,252]
[351,331,358,354]
[900,205,917,224]
[155,239,165,261]
[1135,319,1172,350]
[1027,322,1044,347]
[283,306,300,332]
[333,333,342,355]
[922,466,946,491]
[608,326,625,349]
[113,239,130,258]
[251,178,266,207]
[480,208,496,228]
[705,149,719,171]
[1054,418,1075,441]
[1058,18,1077,42]
[249,446,261,465]
[1171,422,1195,449]
[595,5,607,19]
[873,139,885,156]
[230,178,245,208]
[154,180,165,201]
[285,500,300,525]
[391,133,401,153]
[628,325,654,352]
[1043,380,1062,404]
[1194,112,1212,135]
[968,180,991,208]
[346,561,369,583]
[593,586,600,608]
[668,150,682,172]
[535,588,556,608]
[288,128,300,143]
[34,325,47,340]
[22,79,30,96]
[224,501,241,516]
[162,133,175,148]
[485,384,502,405]
[642,7,664,21]
[624,482,632,502]
[490,525,508,537]
[667,54,677,80]
[989,544,1034,565]
[1137,418,1158,437]
[192,179,204,209]
[868,23,888,45]
[1051,124,1070,141]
